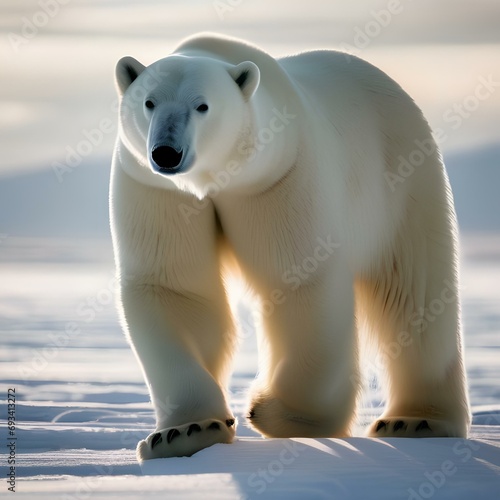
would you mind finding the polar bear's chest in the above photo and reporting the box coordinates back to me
[216,189,337,292]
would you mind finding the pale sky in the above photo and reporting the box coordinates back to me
[0,0,499,176]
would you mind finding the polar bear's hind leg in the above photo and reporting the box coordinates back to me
[360,160,470,438]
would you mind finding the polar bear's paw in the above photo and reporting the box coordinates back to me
[247,394,351,438]
[367,417,461,438]
[136,417,236,461]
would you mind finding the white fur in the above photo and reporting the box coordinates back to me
[110,33,470,460]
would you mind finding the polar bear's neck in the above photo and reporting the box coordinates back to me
[222,86,303,196]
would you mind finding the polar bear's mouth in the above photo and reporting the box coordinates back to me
[150,145,186,174]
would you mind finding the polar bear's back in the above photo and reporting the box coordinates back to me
[278,50,428,141]
[279,50,408,96]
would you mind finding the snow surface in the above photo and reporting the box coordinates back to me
[1,235,500,499]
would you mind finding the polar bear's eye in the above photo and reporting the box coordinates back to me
[145,100,155,110]
[196,103,209,113]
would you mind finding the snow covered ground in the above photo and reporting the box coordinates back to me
[1,234,499,499]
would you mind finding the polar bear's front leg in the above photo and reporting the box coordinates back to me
[111,166,236,460]
[121,284,236,461]
[248,263,360,438]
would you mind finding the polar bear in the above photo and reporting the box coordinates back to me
[110,33,470,460]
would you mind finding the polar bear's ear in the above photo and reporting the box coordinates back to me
[228,61,260,101]
[115,56,146,96]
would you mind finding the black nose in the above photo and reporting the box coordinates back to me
[151,146,183,171]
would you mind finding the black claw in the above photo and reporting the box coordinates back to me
[208,422,220,431]
[393,420,406,431]
[416,420,432,432]
[166,428,181,444]
[226,418,235,428]
[187,424,202,436]
[151,432,163,449]
[375,420,388,432]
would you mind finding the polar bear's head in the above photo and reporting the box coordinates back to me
[115,54,260,193]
